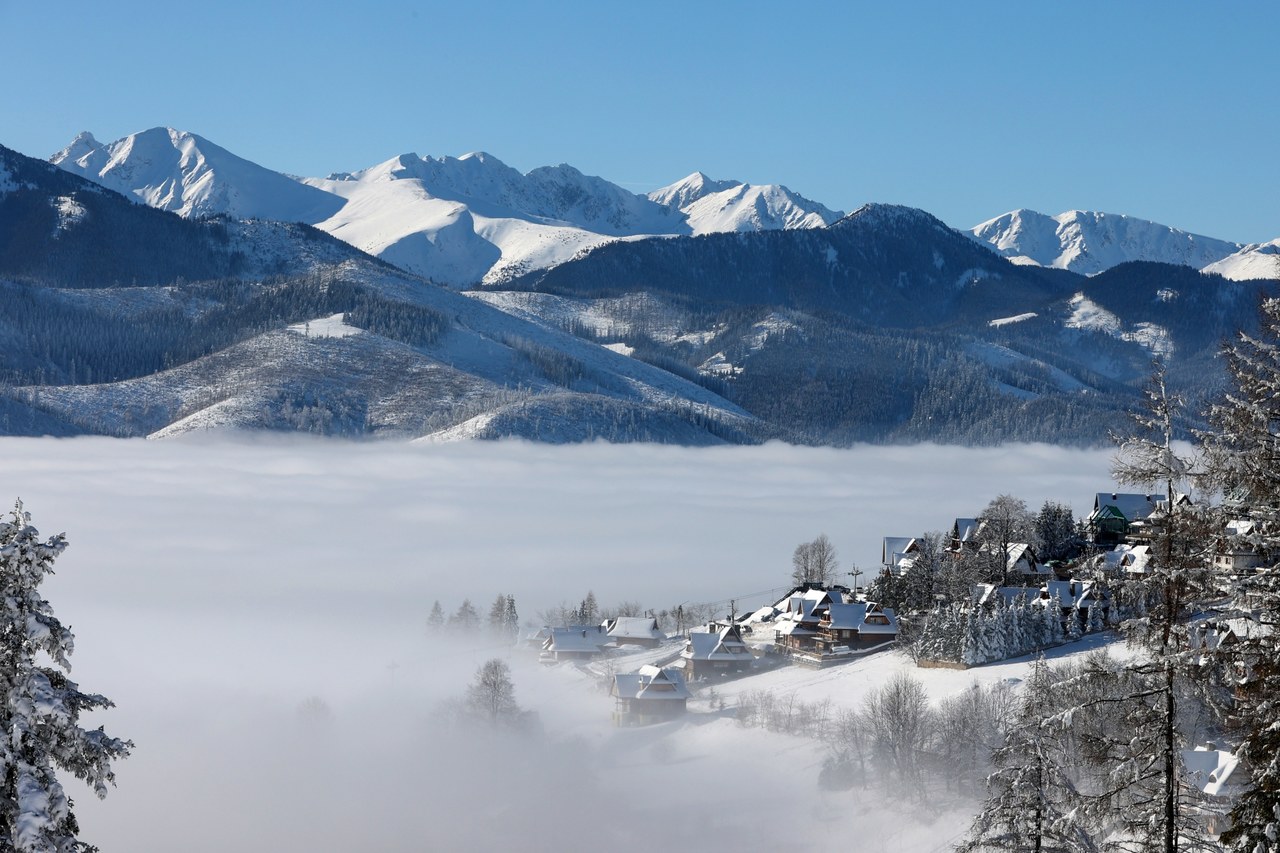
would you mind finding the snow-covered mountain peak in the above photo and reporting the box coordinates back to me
[648,171,743,210]
[52,127,345,223]
[650,172,842,235]
[1202,238,1280,281]
[51,131,100,165]
[968,208,1242,275]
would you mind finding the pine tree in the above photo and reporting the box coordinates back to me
[503,595,519,642]
[450,599,480,633]
[576,591,599,626]
[487,594,508,637]
[958,658,1098,852]
[426,600,444,633]
[1109,360,1214,853]
[0,502,131,852]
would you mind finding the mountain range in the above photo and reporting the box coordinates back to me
[0,128,1274,446]
[53,129,845,288]
[52,127,1279,287]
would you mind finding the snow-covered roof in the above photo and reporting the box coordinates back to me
[882,536,918,566]
[953,518,980,543]
[822,602,898,634]
[612,666,690,701]
[544,626,610,653]
[1043,579,1105,609]
[1182,746,1240,797]
[972,584,1037,608]
[1090,492,1160,523]
[1225,518,1255,537]
[1102,544,1151,574]
[603,616,663,642]
[684,625,753,661]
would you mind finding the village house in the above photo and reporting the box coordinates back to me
[881,536,919,575]
[1100,543,1151,577]
[950,517,981,552]
[771,586,845,655]
[1212,519,1268,575]
[540,625,610,662]
[1182,745,1244,836]
[610,665,690,726]
[681,623,755,679]
[601,615,665,648]
[1086,492,1162,547]
[813,601,899,656]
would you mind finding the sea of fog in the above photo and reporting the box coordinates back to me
[0,437,1117,851]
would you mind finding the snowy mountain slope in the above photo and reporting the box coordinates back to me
[1202,239,1280,281]
[648,172,843,234]
[51,130,841,287]
[52,128,344,222]
[968,208,1242,275]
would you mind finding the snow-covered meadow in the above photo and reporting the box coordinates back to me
[0,437,1119,851]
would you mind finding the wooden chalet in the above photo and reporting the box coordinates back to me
[681,624,754,679]
[611,665,690,726]
[1086,492,1161,546]
[772,587,844,655]
[540,626,610,662]
[814,601,899,655]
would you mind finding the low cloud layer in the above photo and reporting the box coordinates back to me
[0,437,1117,851]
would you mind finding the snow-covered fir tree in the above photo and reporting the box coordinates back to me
[449,599,480,633]
[958,658,1098,852]
[1201,297,1280,852]
[426,600,444,633]
[1108,361,1214,853]
[0,502,131,852]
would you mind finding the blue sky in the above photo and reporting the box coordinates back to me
[2,1,1276,241]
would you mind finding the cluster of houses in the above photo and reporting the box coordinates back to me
[533,489,1271,726]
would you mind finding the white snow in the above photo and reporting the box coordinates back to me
[52,127,344,223]
[53,129,844,288]
[1066,293,1123,335]
[50,196,86,234]
[1065,294,1173,357]
[286,313,363,339]
[1203,238,1280,281]
[601,342,634,357]
[967,341,1087,393]
[988,312,1037,327]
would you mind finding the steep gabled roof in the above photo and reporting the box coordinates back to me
[684,625,753,661]
[824,601,900,635]
[953,518,981,543]
[612,666,690,701]
[882,536,918,566]
[603,616,664,642]
[1090,492,1159,523]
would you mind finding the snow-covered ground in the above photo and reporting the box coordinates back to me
[0,437,1120,851]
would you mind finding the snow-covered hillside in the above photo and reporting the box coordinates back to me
[968,208,1242,275]
[52,129,344,223]
[648,171,843,234]
[301,150,685,286]
[1203,239,1280,281]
